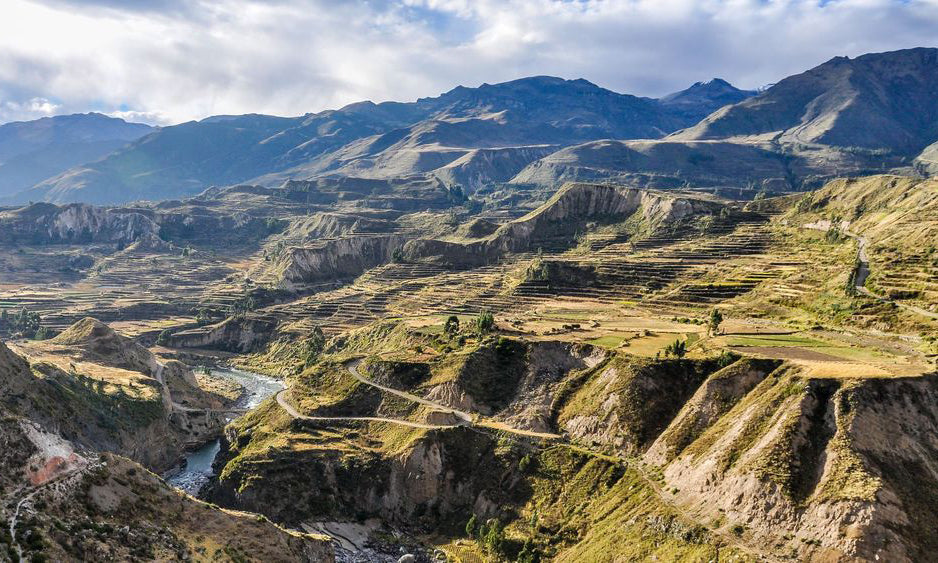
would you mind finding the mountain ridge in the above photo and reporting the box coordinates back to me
[0,112,152,197]
[10,47,938,205]
[11,76,751,204]
[670,47,938,153]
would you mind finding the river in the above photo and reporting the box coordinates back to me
[165,366,284,496]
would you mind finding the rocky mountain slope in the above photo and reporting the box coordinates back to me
[268,182,723,286]
[13,76,751,205]
[512,48,938,194]
[672,47,938,154]
[0,202,162,246]
[0,113,151,198]
[1,318,230,471]
[11,48,938,205]
[659,78,758,123]
[0,411,332,562]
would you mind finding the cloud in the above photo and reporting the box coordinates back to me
[0,0,936,125]
[0,96,61,122]
[105,109,171,125]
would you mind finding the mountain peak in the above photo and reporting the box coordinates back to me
[661,78,751,102]
[672,46,938,153]
[658,78,757,122]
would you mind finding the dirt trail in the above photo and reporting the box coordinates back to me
[846,230,938,320]
[346,361,561,439]
[346,360,473,424]
[275,389,459,430]
[273,360,561,438]
[6,464,92,561]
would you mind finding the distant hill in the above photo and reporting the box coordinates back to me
[0,113,152,197]
[671,48,938,154]
[659,78,757,123]
[15,48,938,205]
[514,48,938,194]
[17,77,743,205]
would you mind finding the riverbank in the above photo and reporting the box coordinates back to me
[165,366,284,495]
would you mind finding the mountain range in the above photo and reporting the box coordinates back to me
[0,113,152,199]
[4,47,938,205]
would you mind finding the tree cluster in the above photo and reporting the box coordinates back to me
[0,307,46,339]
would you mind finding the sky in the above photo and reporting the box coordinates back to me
[0,0,936,125]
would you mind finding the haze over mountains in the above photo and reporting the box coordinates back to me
[0,113,152,198]
[4,47,938,205]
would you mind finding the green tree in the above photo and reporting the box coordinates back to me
[444,315,460,337]
[195,308,213,326]
[465,514,478,538]
[664,339,686,359]
[9,307,41,337]
[482,518,504,554]
[156,329,172,346]
[391,247,406,263]
[230,295,256,317]
[708,308,723,336]
[33,326,49,340]
[476,310,495,334]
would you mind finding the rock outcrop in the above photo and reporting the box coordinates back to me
[405,183,722,265]
[272,234,408,287]
[169,315,280,353]
[0,202,160,245]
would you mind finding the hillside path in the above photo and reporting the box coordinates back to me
[275,388,459,430]
[347,360,561,439]
[846,231,938,320]
[273,360,560,438]
[346,360,473,424]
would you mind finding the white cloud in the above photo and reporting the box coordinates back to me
[105,109,171,125]
[1,96,61,122]
[0,0,935,125]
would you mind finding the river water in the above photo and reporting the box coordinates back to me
[166,367,284,496]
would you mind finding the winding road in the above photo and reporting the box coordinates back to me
[274,360,561,439]
[346,361,473,425]
[275,389,462,430]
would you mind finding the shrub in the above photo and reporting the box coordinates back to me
[518,454,532,473]
[663,339,687,359]
[476,310,495,334]
[156,329,171,346]
[465,514,478,538]
[481,518,504,554]
[444,315,460,337]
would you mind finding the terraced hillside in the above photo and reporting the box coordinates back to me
[780,175,938,315]
[1,174,936,562]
